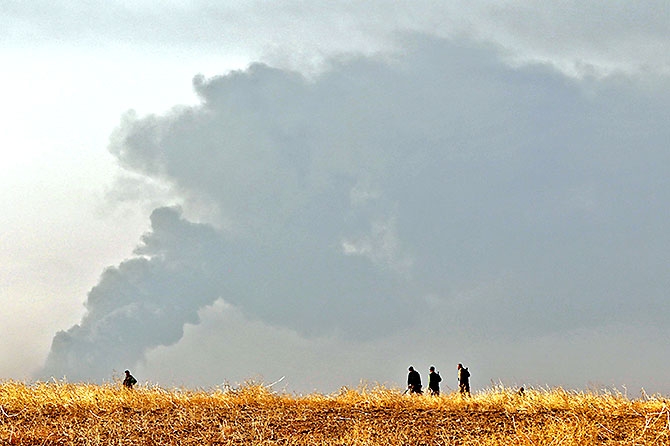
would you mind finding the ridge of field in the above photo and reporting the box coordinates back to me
[1,380,669,445]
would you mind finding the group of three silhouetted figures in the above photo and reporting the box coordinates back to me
[407,363,470,396]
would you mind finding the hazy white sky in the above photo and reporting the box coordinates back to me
[3,1,670,394]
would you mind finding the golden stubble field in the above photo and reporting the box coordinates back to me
[0,380,669,445]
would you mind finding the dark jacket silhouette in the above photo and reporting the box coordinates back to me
[428,367,442,395]
[123,370,137,389]
[407,366,422,394]
[457,363,470,395]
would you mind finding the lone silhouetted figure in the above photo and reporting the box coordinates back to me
[407,366,423,394]
[123,370,137,389]
[428,366,442,396]
[457,363,470,396]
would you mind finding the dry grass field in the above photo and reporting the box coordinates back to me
[1,380,669,445]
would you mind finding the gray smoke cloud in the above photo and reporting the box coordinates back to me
[39,35,670,385]
[40,207,226,381]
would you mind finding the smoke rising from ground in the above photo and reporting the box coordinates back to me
[40,35,670,388]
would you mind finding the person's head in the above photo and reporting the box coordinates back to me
[429,366,435,372]
[408,366,414,372]
[457,363,463,369]
[125,370,130,375]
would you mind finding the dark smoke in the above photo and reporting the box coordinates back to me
[40,35,670,383]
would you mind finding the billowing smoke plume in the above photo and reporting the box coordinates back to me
[40,207,226,381]
[40,35,670,383]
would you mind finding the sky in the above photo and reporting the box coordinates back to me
[2,1,670,395]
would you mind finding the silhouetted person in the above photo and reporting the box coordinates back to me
[518,386,525,396]
[407,366,422,394]
[457,363,470,396]
[428,366,442,396]
[123,370,137,389]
